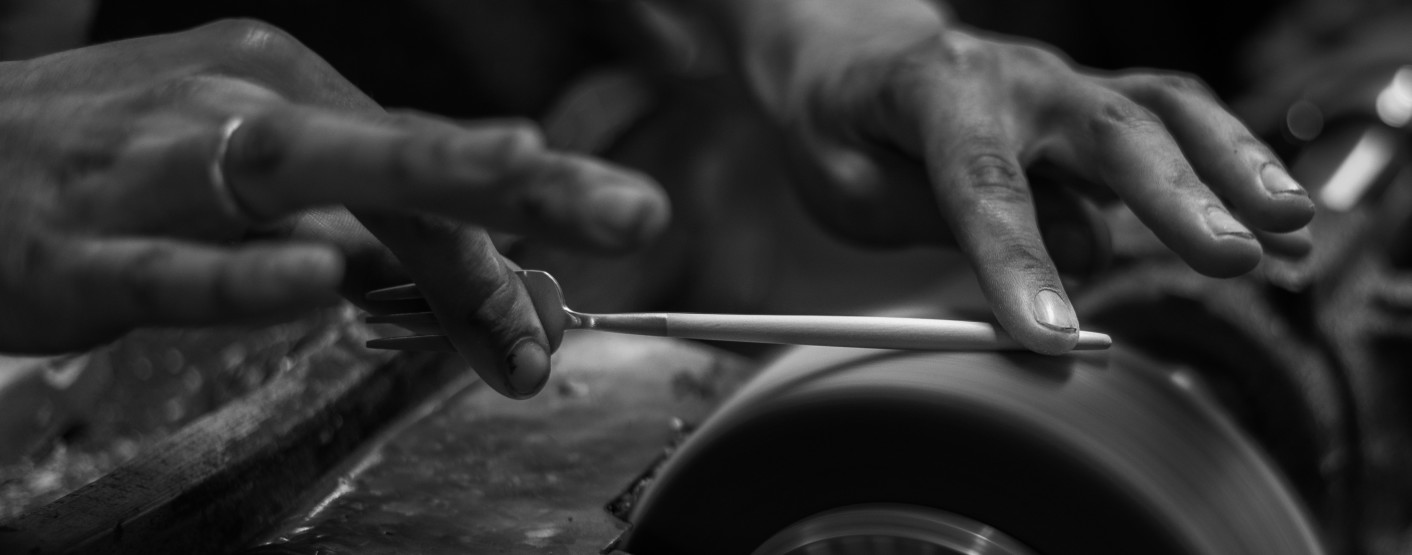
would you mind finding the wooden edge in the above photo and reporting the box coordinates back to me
[0,331,469,554]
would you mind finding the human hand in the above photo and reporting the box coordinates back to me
[720,0,1315,354]
[0,20,669,398]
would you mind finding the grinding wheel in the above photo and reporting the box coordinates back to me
[620,346,1325,555]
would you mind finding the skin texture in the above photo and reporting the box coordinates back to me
[0,19,670,399]
[666,0,1316,354]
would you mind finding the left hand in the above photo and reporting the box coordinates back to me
[0,20,669,399]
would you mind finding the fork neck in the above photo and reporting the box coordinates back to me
[566,310,669,336]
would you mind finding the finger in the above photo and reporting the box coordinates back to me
[219,108,670,253]
[1254,226,1313,259]
[279,207,429,314]
[912,89,1079,354]
[45,238,343,334]
[1115,73,1315,232]
[355,211,552,399]
[361,112,558,350]
[80,114,247,240]
[1057,88,1263,277]
[1374,275,1412,312]
[71,76,284,240]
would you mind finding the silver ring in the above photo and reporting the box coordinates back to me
[209,116,252,223]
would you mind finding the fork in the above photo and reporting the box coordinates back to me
[363,270,1112,352]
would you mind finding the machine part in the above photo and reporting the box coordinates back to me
[604,418,696,524]
[621,346,1326,555]
[1073,262,1352,551]
[752,504,1037,555]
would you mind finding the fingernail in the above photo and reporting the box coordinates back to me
[1032,289,1077,333]
[588,185,668,248]
[505,337,550,398]
[1205,207,1254,239]
[1260,164,1306,196]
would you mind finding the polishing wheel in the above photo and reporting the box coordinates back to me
[620,346,1326,555]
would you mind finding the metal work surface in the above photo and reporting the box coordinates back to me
[0,306,374,519]
[246,333,754,554]
[0,311,459,555]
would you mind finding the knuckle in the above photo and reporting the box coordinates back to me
[1164,160,1207,194]
[515,157,580,217]
[205,18,304,59]
[388,132,436,183]
[463,119,547,179]
[1232,133,1270,152]
[1117,71,1214,104]
[960,152,1029,202]
[386,120,548,191]
[999,242,1056,282]
[1087,98,1164,138]
[1002,42,1069,71]
[492,120,545,164]
[475,274,522,322]
[1149,72,1212,98]
[452,269,526,335]
[880,36,966,104]
[199,19,311,79]
[935,33,996,73]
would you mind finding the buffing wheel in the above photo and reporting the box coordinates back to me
[751,503,1037,555]
[621,346,1325,555]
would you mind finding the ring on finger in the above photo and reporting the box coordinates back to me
[208,116,260,224]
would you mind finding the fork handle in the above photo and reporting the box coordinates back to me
[581,312,1111,351]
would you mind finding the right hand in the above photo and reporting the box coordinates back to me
[711,0,1315,354]
[0,20,670,398]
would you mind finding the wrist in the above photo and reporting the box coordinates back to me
[693,0,950,124]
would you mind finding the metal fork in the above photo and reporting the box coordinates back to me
[363,270,1112,352]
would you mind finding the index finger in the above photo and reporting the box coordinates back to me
[908,80,1080,355]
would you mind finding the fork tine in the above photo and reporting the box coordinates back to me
[365,311,443,335]
[365,311,439,326]
[366,334,456,352]
[365,283,422,301]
